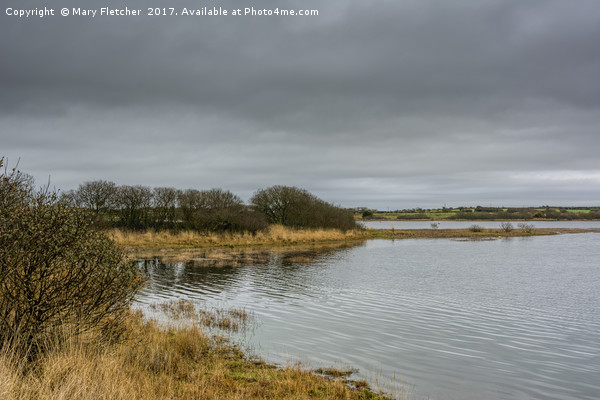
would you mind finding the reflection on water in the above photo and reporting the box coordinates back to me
[136,234,600,400]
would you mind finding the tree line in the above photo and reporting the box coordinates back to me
[61,181,358,231]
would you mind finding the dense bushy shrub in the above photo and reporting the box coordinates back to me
[0,160,144,357]
[251,185,358,231]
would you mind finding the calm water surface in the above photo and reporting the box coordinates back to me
[136,234,600,400]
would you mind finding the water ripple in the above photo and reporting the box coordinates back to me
[136,234,600,400]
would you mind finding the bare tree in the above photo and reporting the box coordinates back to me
[115,185,153,229]
[200,188,244,210]
[178,189,203,227]
[76,180,117,214]
[153,187,178,228]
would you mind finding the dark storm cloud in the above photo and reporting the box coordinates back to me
[1,0,599,207]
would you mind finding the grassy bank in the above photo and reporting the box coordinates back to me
[111,225,369,250]
[0,310,391,400]
[111,225,600,251]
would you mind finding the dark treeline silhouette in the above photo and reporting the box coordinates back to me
[62,181,358,232]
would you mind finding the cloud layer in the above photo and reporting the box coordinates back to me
[2,0,599,207]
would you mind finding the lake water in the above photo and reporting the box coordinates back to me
[136,233,600,400]
[361,220,600,230]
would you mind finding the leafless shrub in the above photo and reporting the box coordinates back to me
[518,223,535,233]
[469,224,484,232]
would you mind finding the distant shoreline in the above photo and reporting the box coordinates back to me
[366,227,600,240]
[358,218,600,221]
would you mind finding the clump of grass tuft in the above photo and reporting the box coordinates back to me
[152,298,197,319]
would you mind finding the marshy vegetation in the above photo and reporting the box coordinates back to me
[150,299,253,333]
[0,310,391,400]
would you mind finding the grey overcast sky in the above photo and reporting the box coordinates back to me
[1,0,599,208]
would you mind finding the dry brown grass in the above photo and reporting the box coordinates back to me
[112,226,600,254]
[110,225,369,250]
[0,311,392,400]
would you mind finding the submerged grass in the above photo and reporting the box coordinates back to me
[0,310,392,400]
[151,300,253,333]
[315,367,358,378]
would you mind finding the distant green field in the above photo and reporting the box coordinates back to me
[533,208,592,213]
